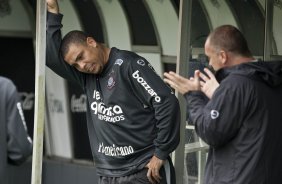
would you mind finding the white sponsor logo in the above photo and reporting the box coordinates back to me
[93,90,101,100]
[132,70,161,102]
[92,90,125,123]
[211,110,219,119]
[91,102,123,115]
[48,93,64,113]
[115,59,123,66]
[137,59,145,66]
[71,94,87,112]
[98,142,134,157]
[17,102,27,128]
[19,92,34,110]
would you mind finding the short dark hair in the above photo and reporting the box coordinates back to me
[60,30,89,58]
[208,25,252,57]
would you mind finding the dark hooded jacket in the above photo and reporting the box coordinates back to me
[185,61,282,184]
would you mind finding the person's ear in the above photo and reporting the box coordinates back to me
[219,50,228,65]
[86,37,97,48]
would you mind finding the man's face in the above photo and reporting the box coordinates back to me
[64,39,105,74]
[204,39,224,71]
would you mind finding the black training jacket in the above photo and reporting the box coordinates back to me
[0,77,33,183]
[46,12,180,176]
[185,61,282,184]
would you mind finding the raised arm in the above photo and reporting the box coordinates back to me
[46,0,85,86]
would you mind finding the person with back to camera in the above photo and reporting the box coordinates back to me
[0,76,33,184]
[164,25,282,184]
[46,0,180,183]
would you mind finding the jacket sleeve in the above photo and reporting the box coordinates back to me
[6,81,32,165]
[185,82,244,148]
[127,58,180,160]
[46,12,85,86]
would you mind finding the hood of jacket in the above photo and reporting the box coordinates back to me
[215,60,282,87]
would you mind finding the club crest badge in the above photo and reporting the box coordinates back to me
[107,76,116,89]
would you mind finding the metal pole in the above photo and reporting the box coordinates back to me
[31,0,46,184]
[173,0,192,183]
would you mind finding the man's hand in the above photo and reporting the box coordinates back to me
[164,71,201,95]
[146,156,165,184]
[199,68,219,99]
[46,0,59,14]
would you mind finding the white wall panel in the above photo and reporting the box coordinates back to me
[201,0,238,29]
[0,0,31,33]
[45,68,73,158]
[59,0,82,36]
[144,0,178,56]
[273,6,282,55]
[137,52,163,76]
[95,0,131,50]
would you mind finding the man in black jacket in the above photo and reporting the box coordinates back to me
[164,25,282,183]
[0,76,33,184]
[46,0,180,184]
